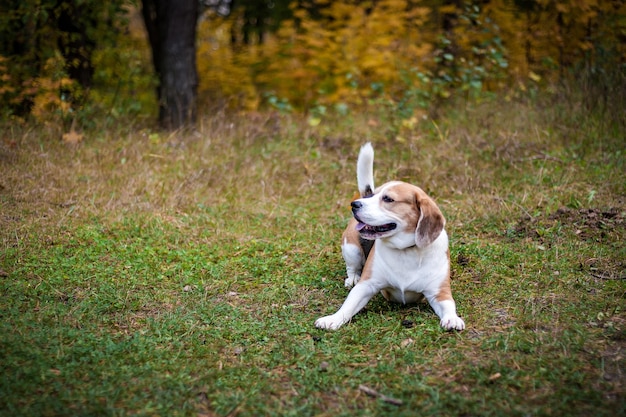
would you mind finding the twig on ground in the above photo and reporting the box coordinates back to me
[358,384,404,406]
[591,272,626,281]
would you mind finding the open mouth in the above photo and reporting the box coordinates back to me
[355,220,397,238]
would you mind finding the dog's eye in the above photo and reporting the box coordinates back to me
[382,195,394,203]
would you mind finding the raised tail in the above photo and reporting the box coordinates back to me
[357,143,375,197]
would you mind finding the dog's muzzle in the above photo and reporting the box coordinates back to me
[351,200,397,237]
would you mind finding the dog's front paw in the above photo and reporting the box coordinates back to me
[315,314,345,330]
[344,274,361,288]
[440,315,465,331]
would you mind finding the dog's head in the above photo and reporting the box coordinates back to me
[351,181,445,249]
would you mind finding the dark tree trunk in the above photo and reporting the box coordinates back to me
[142,0,199,130]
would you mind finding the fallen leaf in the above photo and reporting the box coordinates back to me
[62,130,83,144]
[401,338,415,348]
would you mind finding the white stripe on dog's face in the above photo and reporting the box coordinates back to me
[352,181,444,249]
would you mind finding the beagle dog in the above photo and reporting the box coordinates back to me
[315,143,465,331]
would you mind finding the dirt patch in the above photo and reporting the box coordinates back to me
[510,206,626,281]
[549,207,624,239]
[512,206,625,243]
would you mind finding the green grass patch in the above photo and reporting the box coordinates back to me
[1,96,624,416]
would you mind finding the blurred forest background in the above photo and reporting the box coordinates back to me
[1,0,625,131]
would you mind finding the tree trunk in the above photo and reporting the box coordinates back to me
[142,0,199,130]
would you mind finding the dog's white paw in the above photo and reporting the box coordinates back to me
[344,274,361,288]
[440,315,465,331]
[315,315,345,330]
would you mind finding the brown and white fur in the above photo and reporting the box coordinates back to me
[315,143,465,331]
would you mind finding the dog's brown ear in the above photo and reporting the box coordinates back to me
[414,190,445,248]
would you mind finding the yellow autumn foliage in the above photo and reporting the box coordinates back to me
[30,54,78,123]
[195,0,625,112]
[482,0,625,84]
[6,0,622,121]
[265,0,433,108]
[197,0,434,111]
[197,11,260,110]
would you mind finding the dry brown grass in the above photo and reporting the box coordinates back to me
[2,95,623,234]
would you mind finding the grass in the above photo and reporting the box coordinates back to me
[1,93,624,416]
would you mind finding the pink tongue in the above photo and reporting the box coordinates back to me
[356,222,367,231]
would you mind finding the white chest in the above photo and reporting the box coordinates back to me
[370,235,449,297]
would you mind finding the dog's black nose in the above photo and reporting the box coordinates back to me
[351,200,362,210]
